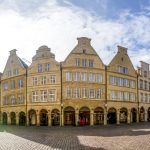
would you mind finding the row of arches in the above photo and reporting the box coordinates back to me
[2,106,150,126]
[3,111,26,125]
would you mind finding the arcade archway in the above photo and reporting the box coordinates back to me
[40,109,48,126]
[28,109,36,126]
[51,109,60,126]
[120,108,127,123]
[94,107,104,125]
[107,108,117,124]
[64,106,75,126]
[79,107,90,125]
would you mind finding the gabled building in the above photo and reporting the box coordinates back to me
[61,37,106,126]
[27,46,61,126]
[106,46,138,124]
[137,61,150,122]
[1,49,28,125]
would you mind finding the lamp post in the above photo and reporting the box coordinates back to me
[61,103,64,126]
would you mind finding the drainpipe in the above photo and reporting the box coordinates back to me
[104,65,108,125]
[60,62,63,126]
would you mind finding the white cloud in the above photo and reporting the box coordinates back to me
[0,0,150,72]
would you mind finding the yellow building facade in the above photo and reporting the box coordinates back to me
[27,46,61,126]
[1,49,27,125]
[0,37,150,126]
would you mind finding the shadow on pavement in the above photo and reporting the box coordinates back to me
[0,122,150,150]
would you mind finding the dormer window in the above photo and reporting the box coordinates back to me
[83,49,86,54]
[118,66,128,74]
[82,59,87,67]
[75,58,80,66]
[45,63,50,71]
[38,64,42,73]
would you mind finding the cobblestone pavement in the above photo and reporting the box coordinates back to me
[0,123,150,150]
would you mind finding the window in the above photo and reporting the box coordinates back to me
[141,93,143,102]
[82,88,88,98]
[66,87,72,98]
[110,91,117,100]
[32,91,38,102]
[41,76,46,85]
[118,66,128,74]
[149,82,150,90]
[110,76,117,85]
[96,74,102,83]
[66,72,72,81]
[118,91,123,100]
[130,80,135,88]
[18,94,24,104]
[96,89,102,99]
[124,92,129,101]
[11,96,16,104]
[50,75,56,84]
[18,80,23,88]
[145,81,147,90]
[32,77,38,86]
[74,72,80,81]
[145,93,148,102]
[82,59,87,67]
[3,96,9,105]
[41,90,47,102]
[38,64,42,72]
[89,89,95,98]
[13,69,19,75]
[49,89,56,101]
[144,71,147,77]
[73,88,80,98]
[75,58,80,66]
[8,70,11,77]
[11,80,15,89]
[118,78,123,86]
[89,73,95,82]
[124,79,129,87]
[140,80,143,89]
[4,82,8,91]
[130,93,135,101]
[45,63,50,71]
[81,72,87,81]
[89,59,94,67]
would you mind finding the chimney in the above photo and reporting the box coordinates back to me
[117,45,127,54]
[9,49,17,56]
[77,37,91,45]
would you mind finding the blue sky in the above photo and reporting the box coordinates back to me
[0,0,150,71]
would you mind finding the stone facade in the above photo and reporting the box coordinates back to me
[138,61,150,122]
[1,49,27,125]
[0,37,150,126]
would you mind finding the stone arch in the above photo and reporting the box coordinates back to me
[2,112,7,125]
[120,107,128,123]
[51,109,60,126]
[107,107,117,124]
[139,107,145,122]
[40,109,48,126]
[79,106,90,125]
[28,109,36,126]
[19,111,26,126]
[94,107,104,125]
[131,108,137,123]
[10,112,16,125]
[64,106,75,126]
